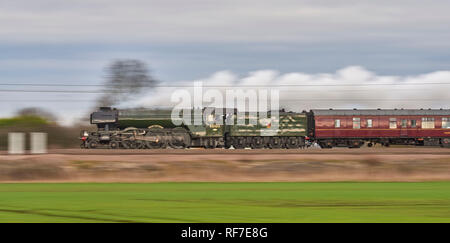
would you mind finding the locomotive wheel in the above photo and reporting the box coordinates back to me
[286,137,299,149]
[224,135,232,149]
[122,140,136,149]
[250,137,264,149]
[318,142,332,149]
[233,137,247,149]
[170,137,187,149]
[87,140,98,149]
[347,140,361,148]
[441,138,450,148]
[109,141,119,149]
[202,138,210,149]
[145,130,167,149]
[135,140,146,149]
[204,138,218,149]
[269,137,282,149]
[170,128,191,149]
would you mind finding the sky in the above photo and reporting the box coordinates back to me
[1,0,450,124]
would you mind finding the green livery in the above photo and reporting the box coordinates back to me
[229,111,307,137]
[118,109,177,129]
[84,107,308,149]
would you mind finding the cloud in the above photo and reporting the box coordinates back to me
[2,1,449,125]
[1,0,450,46]
[124,66,450,111]
[0,59,103,71]
[3,65,449,126]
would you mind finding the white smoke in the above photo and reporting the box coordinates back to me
[120,66,450,112]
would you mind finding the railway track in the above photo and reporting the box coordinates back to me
[2,147,450,155]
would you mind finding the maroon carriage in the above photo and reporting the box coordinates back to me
[309,109,450,148]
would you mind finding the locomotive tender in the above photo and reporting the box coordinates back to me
[80,107,450,149]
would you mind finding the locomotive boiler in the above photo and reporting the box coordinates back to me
[80,107,307,149]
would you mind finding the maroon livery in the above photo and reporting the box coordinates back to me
[309,109,450,148]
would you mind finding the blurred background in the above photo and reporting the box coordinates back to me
[1,0,450,149]
[1,1,450,223]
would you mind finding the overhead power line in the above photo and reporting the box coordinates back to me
[1,82,450,88]
[0,89,110,93]
[1,98,450,102]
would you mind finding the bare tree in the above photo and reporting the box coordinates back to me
[97,59,158,107]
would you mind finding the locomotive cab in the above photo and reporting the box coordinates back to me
[90,107,119,131]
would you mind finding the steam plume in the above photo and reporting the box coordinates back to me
[121,66,450,111]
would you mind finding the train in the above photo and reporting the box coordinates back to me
[80,107,450,149]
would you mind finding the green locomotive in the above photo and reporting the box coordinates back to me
[80,107,307,149]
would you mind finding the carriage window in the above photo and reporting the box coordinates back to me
[334,119,340,128]
[389,118,397,129]
[367,119,372,128]
[401,119,407,127]
[353,118,360,129]
[411,120,417,128]
[422,117,435,129]
[442,118,450,129]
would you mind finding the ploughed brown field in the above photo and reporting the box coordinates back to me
[1,147,450,182]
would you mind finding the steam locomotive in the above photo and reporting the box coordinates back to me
[80,107,450,149]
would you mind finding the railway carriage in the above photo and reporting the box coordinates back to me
[310,109,450,148]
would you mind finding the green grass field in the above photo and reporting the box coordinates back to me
[0,182,449,222]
